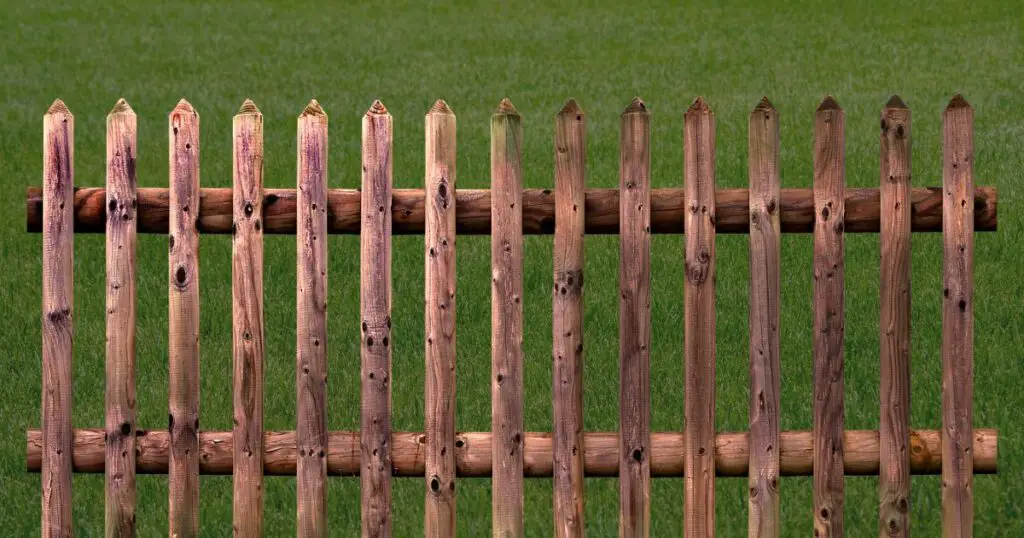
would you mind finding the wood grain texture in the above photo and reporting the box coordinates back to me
[168,98,201,538]
[813,96,846,538]
[424,100,457,538]
[941,95,974,538]
[747,97,780,538]
[232,99,265,538]
[42,98,74,538]
[361,100,393,538]
[879,96,911,538]
[25,186,998,235]
[27,428,998,477]
[618,98,650,538]
[104,98,137,538]
[491,98,524,538]
[553,99,587,538]
[297,99,328,538]
[684,97,717,538]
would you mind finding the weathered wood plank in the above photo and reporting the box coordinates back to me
[297,99,329,538]
[232,99,265,538]
[879,95,912,538]
[424,99,457,538]
[168,98,201,538]
[748,97,781,538]
[361,100,393,538]
[25,186,998,235]
[684,97,718,538]
[491,98,524,538]
[813,95,846,538]
[619,97,650,538]
[42,98,74,538]
[27,428,999,477]
[942,94,974,538]
[553,99,587,538]
[105,98,137,538]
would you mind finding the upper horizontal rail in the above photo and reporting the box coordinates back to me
[26,185,997,235]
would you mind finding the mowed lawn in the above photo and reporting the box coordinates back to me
[1,0,1021,535]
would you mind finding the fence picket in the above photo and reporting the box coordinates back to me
[941,95,974,538]
[812,96,846,538]
[105,98,138,538]
[879,95,912,538]
[619,97,651,538]
[232,99,265,537]
[169,98,201,538]
[424,100,457,537]
[41,98,74,538]
[553,99,587,538]
[684,97,717,538]
[361,100,393,538]
[748,97,781,538]
[491,98,525,537]
[297,99,329,538]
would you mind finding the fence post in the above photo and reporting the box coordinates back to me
[232,99,265,537]
[619,97,650,538]
[748,96,781,538]
[168,98,201,538]
[812,96,846,538]
[105,98,138,538]
[361,99,393,537]
[684,97,717,538]
[553,99,587,538]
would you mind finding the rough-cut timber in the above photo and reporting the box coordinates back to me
[232,99,265,538]
[168,98,201,538]
[105,98,137,538]
[361,99,392,538]
[491,98,524,538]
[28,428,997,477]
[25,185,998,235]
[684,97,717,538]
[879,95,911,538]
[424,99,457,537]
[42,98,74,538]
[619,97,650,538]
[813,96,846,538]
[748,97,780,538]
[942,94,974,538]
[553,99,587,538]
[297,99,328,538]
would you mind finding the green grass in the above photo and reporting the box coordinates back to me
[1,0,1021,535]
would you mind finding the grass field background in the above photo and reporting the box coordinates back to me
[1,1,1021,535]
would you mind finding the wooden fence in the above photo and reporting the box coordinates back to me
[25,94,998,538]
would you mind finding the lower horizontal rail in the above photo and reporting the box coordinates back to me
[25,186,998,234]
[26,428,996,477]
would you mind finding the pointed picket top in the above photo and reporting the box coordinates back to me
[173,98,196,114]
[885,94,908,109]
[46,98,71,116]
[559,99,583,116]
[753,96,776,112]
[817,95,841,111]
[428,99,453,115]
[495,97,518,116]
[109,98,134,116]
[946,93,971,110]
[237,98,261,115]
[623,97,647,115]
[299,98,326,117]
[687,96,711,115]
[366,99,388,116]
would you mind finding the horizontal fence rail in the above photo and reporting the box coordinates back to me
[25,186,998,234]
[27,95,999,537]
[26,428,998,476]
